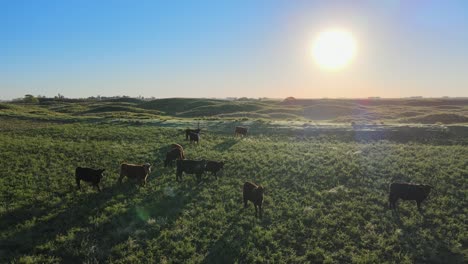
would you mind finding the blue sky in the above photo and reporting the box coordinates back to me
[1,0,468,99]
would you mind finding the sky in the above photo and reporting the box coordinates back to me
[1,0,468,100]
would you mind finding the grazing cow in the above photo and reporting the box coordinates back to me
[119,163,152,186]
[389,182,432,211]
[185,128,201,140]
[171,143,184,153]
[189,132,200,144]
[243,182,264,218]
[176,159,206,181]
[75,167,105,192]
[165,144,185,167]
[235,126,248,137]
[205,161,225,179]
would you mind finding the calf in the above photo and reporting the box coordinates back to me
[176,159,206,181]
[165,144,185,167]
[235,126,248,137]
[185,128,201,140]
[243,181,264,218]
[119,163,152,186]
[205,161,225,179]
[189,132,200,144]
[75,167,105,192]
[389,182,432,211]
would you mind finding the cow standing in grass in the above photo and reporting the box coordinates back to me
[389,182,432,211]
[205,161,224,179]
[119,163,151,186]
[165,144,185,167]
[235,126,248,137]
[176,160,206,182]
[189,132,200,144]
[185,128,200,140]
[75,167,105,192]
[243,181,264,218]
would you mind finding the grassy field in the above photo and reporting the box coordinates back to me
[0,111,467,263]
[2,97,468,124]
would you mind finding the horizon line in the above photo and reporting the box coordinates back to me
[2,95,468,102]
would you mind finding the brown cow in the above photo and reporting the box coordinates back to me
[171,143,184,154]
[165,144,185,167]
[243,181,264,218]
[235,126,248,137]
[119,163,151,186]
[389,182,432,211]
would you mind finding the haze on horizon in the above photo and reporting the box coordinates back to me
[1,1,468,100]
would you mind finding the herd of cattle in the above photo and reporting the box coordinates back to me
[75,126,433,218]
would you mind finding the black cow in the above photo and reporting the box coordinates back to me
[389,182,432,211]
[185,128,201,140]
[164,144,185,167]
[189,132,200,144]
[75,167,105,192]
[205,161,225,179]
[243,181,264,218]
[235,126,248,137]
[176,159,206,181]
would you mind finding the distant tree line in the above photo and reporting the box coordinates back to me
[11,94,158,104]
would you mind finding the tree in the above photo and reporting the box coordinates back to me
[283,97,296,104]
[23,94,39,103]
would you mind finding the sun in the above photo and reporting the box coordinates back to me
[312,29,357,70]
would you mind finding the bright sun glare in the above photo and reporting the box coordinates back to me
[312,29,357,70]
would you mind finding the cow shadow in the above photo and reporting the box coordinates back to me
[0,199,62,236]
[134,182,201,223]
[154,143,177,161]
[390,202,427,226]
[0,173,133,229]
[395,219,465,263]
[213,139,238,152]
[156,145,169,158]
[0,184,137,263]
[65,181,206,262]
[1,176,206,263]
[201,208,257,264]
[387,204,465,263]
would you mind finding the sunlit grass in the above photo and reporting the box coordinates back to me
[0,118,466,263]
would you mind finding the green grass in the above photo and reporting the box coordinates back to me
[3,97,468,124]
[0,117,467,263]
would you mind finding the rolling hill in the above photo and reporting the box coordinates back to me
[1,97,467,124]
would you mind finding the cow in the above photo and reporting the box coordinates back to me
[75,167,105,192]
[176,159,206,182]
[205,161,225,179]
[235,126,248,137]
[389,182,433,211]
[165,144,185,167]
[171,143,184,153]
[185,128,201,140]
[189,132,200,144]
[119,163,152,186]
[243,181,264,218]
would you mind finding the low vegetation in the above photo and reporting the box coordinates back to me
[0,114,466,263]
[2,97,468,124]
